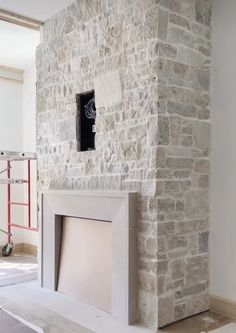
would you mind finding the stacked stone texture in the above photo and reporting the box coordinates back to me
[157,0,212,327]
[36,0,212,330]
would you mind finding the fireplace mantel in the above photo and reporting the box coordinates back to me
[40,190,137,325]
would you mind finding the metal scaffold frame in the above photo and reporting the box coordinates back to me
[0,151,38,256]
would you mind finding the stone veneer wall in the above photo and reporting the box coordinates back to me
[36,0,212,330]
[156,0,212,327]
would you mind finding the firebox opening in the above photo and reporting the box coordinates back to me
[76,91,96,152]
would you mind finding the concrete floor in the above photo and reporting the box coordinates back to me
[0,280,234,333]
[0,254,37,286]
[0,255,233,333]
[0,281,151,333]
[0,309,37,333]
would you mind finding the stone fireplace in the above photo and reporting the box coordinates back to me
[37,0,212,329]
[40,190,137,324]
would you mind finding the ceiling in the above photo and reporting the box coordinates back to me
[0,0,75,22]
[0,20,40,70]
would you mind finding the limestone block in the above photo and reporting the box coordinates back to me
[175,282,206,300]
[158,42,178,59]
[156,147,166,168]
[146,237,158,257]
[198,108,210,120]
[185,292,209,317]
[158,295,175,328]
[158,116,170,145]
[165,180,180,192]
[176,200,184,212]
[158,8,168,40]
[191,22,211,40]
[175,304,186,321]
[94,71,122,107]
[142,181,157,197]
[139,257,157,275]
[157,260,169,275]
[167,235,187,250]
[185,190,209,218]
[158,237,167,261]
[181,135,193,147]
[139,290,158,329]
[158,222,175,237]
[186,255,208,285]
[159,0,181,13]
[169,13,190,30]
[159,59,189,83]
[176,219,208,234]
[198,45,211,58]
[158,198,175,213]
[117,141,138,161]
[195,0,212,26]
[199,231,209,253]
[158,276,165,295]
[145,5,159,39]
[199,175,209,188]
[194,159,209,173]
[139,272,157,293]
[58,118,76,141]
[168,26,195,48]
[190,69,210,91]
[167,157,194,169]
[177,47,206,66]
[171,87,195,105]
[170,116,181,140]
[148,116,158,146]
[170,259,186,280]
[174,170,190,179]
[168,100,196,118]
[193,121,210,150]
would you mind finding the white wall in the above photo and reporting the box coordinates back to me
[0,21,39,249]
[22,63,38,246]
[210,0,236,300]
[0,80,23,151]
[0,80,24,245]
[0,66,38,248]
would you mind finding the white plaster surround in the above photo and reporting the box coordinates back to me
[40,190,137,325]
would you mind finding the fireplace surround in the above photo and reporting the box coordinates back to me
[40,190,137,325]
[37,0,212,328]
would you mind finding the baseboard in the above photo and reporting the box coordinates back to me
[10,243,37,257]
[21,243,38,256]
[210,294,236,319]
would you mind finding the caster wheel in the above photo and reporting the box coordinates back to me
[2,243,13,257]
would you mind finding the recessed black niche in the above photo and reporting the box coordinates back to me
[76,91,96,152]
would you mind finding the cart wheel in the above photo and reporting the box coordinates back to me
[2,243,13,257]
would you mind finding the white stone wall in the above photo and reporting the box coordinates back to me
[36,0,212,329]
[156,0,212,327]
[37,0,159,329]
